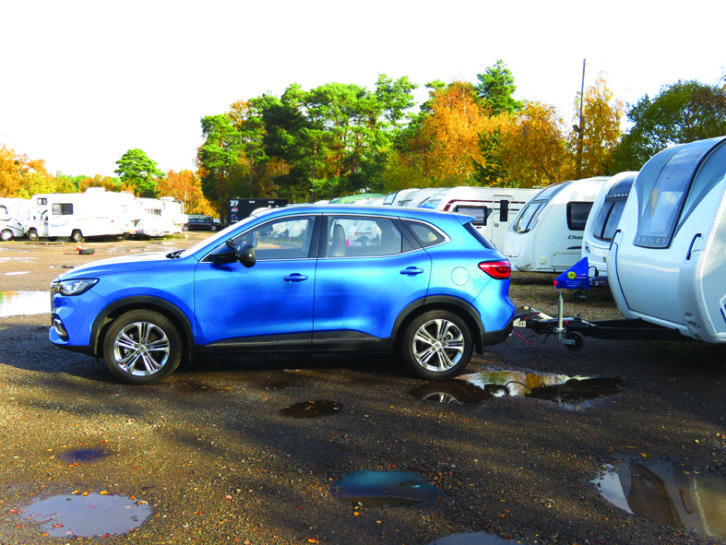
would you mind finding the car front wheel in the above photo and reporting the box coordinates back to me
[402,310,473,380]
[103,310,182,384]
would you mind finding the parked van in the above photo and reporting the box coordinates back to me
[415,186,538,249]
[502,177,609,272]
[27,188,137,241]
[608,136,726,343]
[581,172,638,283]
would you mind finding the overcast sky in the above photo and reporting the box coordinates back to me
[2,0,724,178]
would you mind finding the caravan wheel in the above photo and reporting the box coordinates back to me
[0,229,12,241]
[70,230,83,243]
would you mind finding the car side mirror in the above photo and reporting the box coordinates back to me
[235,242,256,268]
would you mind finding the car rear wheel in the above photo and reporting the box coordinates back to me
[402,310,473,380]
[103,310,182,384]
[26,228,38,241]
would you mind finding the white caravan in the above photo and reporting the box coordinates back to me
[131,197,187,237]
[415,186,538,249]
[502,177,609,272]
[27,188,137,241]
[0,198,35,241]
[581,172,638,283]
[608,136,726,343]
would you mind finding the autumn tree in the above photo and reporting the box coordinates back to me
[156,170,214,215]
[0,146,63,197]
[115,149,164,197]
[413,82,493,185]
[497,102,572,187]
[569,74,624,177]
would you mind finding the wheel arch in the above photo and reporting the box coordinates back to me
[392,296,486,354]
[91,296,195,360]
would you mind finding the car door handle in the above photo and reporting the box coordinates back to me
[400,267,424,276]
[284,273,308,282]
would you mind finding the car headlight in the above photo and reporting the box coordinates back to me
[51,278,98,296]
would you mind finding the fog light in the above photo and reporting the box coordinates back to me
[52,316,68,341]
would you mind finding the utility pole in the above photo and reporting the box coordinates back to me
[576,58,586,176]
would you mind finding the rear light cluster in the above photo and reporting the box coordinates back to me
[478,260,511,279]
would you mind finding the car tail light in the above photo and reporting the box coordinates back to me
[479,260,511,279]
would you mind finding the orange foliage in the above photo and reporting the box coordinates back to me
[415,83,497,184]
[157,170,214,215]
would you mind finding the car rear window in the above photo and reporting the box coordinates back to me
[406,221,446,248]
[463,222,495,249]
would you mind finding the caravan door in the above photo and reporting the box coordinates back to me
[609,137,726,341]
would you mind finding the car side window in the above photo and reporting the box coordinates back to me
[327,216,402,257]
[238,217,314,260]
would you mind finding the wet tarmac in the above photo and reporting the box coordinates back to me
[280,400,342,418]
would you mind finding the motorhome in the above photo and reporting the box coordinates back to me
[415,186,538,249]
[131,197,187,237]
[581,172,638,283]
[608,136,726,343]
[27,188,137,241]
[0,198,35,241]
[502,177,609,272]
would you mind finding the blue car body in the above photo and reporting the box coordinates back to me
[50,205,514,383]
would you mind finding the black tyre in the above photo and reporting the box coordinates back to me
[26,228,38,241]
[103,310,183,384]
[0,229,12,241]
[70,229,83,243]
[401,310,473,380]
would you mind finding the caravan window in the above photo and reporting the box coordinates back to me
[567,202,593,230]
[590,178,634,242]
[454,205,488,226]
[634,139,719,249]
[52,203,73,216]
[513,201,545,233]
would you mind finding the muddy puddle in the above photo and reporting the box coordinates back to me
[411,369,622,409]
[594,459,726,538]
[19,492,152,537]
[428,533,520,544]
[55,448,110,464]
[0,290,50,317]
[331,470,440,507]
[280,400,342,418]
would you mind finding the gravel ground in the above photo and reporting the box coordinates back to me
[0,236,725,545]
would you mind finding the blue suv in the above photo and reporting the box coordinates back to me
[50,205,514,384]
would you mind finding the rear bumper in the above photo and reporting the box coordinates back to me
[480,319,514,348]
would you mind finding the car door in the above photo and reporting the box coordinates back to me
[193,215,318,348]
[313,215,431,347]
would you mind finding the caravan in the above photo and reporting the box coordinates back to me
[608,136,726,343]
[502,177,609,272]
[581,172,638,283]
[415,186,538,249]
[27,188,137,241]
[131,197,187,237]
[0,198,34,241]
